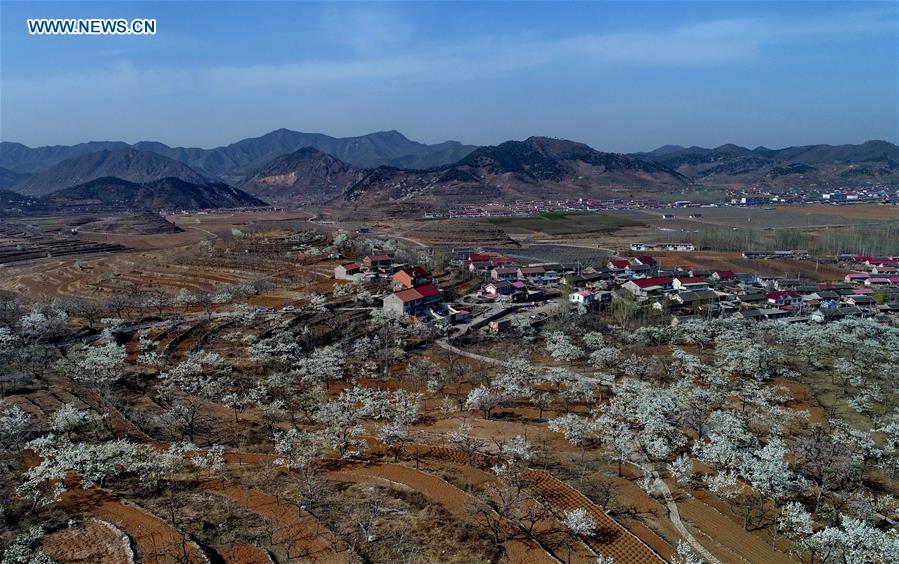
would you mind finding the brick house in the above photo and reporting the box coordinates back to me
[382,284,442,317]
[334,262,362,280]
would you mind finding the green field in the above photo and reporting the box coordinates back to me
[482,212,643,235]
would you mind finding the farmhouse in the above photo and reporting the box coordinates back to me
[845,295,875,307]
[672,289,719,307]
[569,290,597,306]
[518,266,546,280]
[738,292,766,304]
[766,290,802,307]
[673,277,710,291]
[382,284,443,317]
[491,267,519,281]
[484,280,514,296]
[564,272,611,287]
[363,254,393,269]
[811,306,863,323]
[334,262,363,280]
[845,273,870,284]
[711,270,736,282]
[735,307,790,321]
[623,277,673,297]
[392,266,431,289]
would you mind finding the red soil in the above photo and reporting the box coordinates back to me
[202,482,350,563]
[42,518,134,564]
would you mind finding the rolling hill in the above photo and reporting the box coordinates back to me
[41,176,266,211]
[238,147,364,206]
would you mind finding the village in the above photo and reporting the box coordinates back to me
[334,248,899,334]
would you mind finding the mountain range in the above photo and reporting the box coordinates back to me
[1,129,897,217]
[633,140,899,187]
[0,129,476,181]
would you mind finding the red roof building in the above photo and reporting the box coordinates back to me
[766,290,801,305]
[383,283,443,317]
[392,266,431,289]
[363,254,393,268]
[622,276,673,296]
[633,276,673,288]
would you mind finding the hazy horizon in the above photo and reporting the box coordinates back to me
[1,1,897,152]
[3,127,898,156]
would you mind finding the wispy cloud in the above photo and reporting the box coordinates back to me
[5,8,893,93]
[1,7,894,146]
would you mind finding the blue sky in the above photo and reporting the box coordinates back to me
[1,1,896,152]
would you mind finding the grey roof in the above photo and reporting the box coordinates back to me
[676,289,719,303]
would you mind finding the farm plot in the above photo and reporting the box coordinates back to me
[41,518,134,564]
[327,462,558,564]
[203,482,351,563]
[418,446,668,563]
[58,489,207,564]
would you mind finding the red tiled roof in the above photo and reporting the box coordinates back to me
[392,288,422,302]
[632,277,673,288]
[391,283,441,303]
[766,291,800,300]
[340,262,360,270]
[414,284,440,298]
[610,260,630,268]
[636,256,657,265]
[520,266,545,274]
[714,270,736,278]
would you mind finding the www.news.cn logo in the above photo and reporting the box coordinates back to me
[27,18,156,35]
